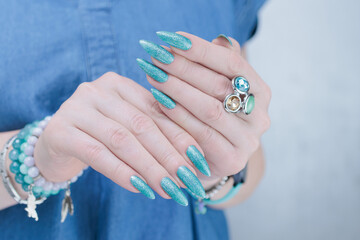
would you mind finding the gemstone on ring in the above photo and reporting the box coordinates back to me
[244,94,255,114]
[224,94,241,112]
[234,77,250,93]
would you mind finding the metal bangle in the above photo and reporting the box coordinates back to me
[0,135,46,205]
[204,176,230,199]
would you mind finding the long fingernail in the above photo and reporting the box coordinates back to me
[186,145,211,177]
[151,88,176,109]
[216,34,233,46]
[161,177,188,206]
[130,176,155,200]
[136,58,168,83]
[177,166,205,199]
[156,31,192,51]
[139,40,174,64]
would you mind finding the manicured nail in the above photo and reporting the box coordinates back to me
[161,177,188,206]
[217,34,233,46]
[186,145,211,177]
[139,40,174,64]
[151,88,176,109]
[156,31,192,50]
[177,166,205,199]
[136,58,168,83]
[130,176,155,200]
[185,188,201,199]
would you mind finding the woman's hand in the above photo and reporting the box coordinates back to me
[138,32,271,186]
[34,72,208,205]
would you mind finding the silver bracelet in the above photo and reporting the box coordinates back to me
[0,135,46,205]
[204,176,230,199]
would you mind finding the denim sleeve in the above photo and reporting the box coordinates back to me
[233,0,267,45]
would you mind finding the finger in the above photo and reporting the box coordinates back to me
[146,72,250,144]
[97,75,210,177]
[65,106,176,199]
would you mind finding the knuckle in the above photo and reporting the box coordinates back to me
[101,71,120,80]
[76,82,99,96]
[148,100,165,118]
[261,114,271,132]
[130,114,155,135]
[178,58,192,76]
[108,127,130,149]
[200,44,209,61]
[228,50,244,73]
[212,75,232,99]
[83,143,104,166]
[110,163,123,180]
[263,83,272,103]
[198,126,215,145]
[159,150,179,167]
[172,131,190,147]
[205,101,224,122]
[247,135,260,154]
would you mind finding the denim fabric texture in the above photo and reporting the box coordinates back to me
[0,0,265,239]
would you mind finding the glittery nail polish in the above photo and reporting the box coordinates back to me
[130,176,155,200]
[151,88,176,109]
[177,166,205,199]
[161,177,188,206]
[139,40,174,64]
[156,31,192,50]
[136,58,168,83]
[216,34,233,46]
[186,145,211,177]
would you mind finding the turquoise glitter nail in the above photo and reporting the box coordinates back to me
[217,34,233,46]
[161,177,188,206]
[139,40,174,64]
[156,31,192,51]
[130,176,155,200]
[186,145,211,177]
[136,58,168,83]
[177,166,205,199]
[151,88,176,109]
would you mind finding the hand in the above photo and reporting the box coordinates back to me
[34,72,208,205]
[138,32,271,185]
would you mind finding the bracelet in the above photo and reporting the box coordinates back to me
[1,116,85,222]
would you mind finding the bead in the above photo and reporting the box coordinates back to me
[12,138,23,150]
[234,77,250,93]
[24,175,34,184]
[18,153,27,163]
[17,130,29,140]
[34,177,45,187]
[45,116,52,122]
[59,182,68,189]
[71,176,78,183]
[27,136,38,146]
[15,173,24,184]
[9,161,20,174]
[20,142,28,152]
[32,186,43,198]
[42,190,51,198]
[51,189,60,195]
[22,183,30,192]
[24,156,35,167]
[32,127,43,137]
[8,149,19,161]
[19,164,28,174]
[42,182,53,191]
[52,183,61,191]
[28,166,39,178]
[24,145,34,156]
[38,120,48,129]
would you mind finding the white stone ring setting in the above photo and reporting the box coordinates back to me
[224,76,255,114]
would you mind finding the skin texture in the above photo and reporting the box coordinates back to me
[0,32,270,210]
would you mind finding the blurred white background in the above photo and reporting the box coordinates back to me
[226,0,360,239]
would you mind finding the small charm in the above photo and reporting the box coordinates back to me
[195,200,207,215]
[25,186,39,221]
[61,181,74,223]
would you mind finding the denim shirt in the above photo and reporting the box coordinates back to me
[0,0,265,239]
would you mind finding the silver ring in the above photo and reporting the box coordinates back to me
[223,76,255,115]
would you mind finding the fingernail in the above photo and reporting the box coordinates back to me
[177,166,205,199]
[151,88,176,109]
[161,177,188,206]
[130,176,155,200]
[156,31,192,51]
[136,58,168,83]
[186,145,211,177]
[185,188,201,199]
[217,34,233,46]
[139,40,174,64]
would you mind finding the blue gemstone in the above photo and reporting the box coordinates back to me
[12,138,23,150]
[234,77,249,92]
[9,161,20,174]
[15,173,24,184]
[9,149,19,161]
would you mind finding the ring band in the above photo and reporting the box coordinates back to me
[224,76,255,114]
